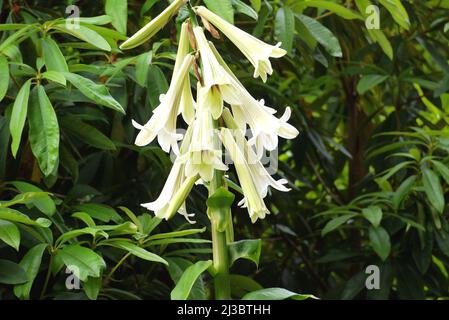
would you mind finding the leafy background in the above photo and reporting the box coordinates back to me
[1,0,449,300]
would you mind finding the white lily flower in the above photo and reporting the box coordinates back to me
[132,54,194,153]
[195,6,287,82]
[120,0,187,50]
[141,125,198,223]
[192,26,240,110]
[220,127,290,223]
[180,84,228,182]
[174,21,196,125]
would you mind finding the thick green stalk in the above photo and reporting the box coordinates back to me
[209,169,231,300]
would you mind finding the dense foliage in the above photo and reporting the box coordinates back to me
[1,0,449,300]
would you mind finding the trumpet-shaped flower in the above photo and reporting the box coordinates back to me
[141,126,198,223]
[220,127,290,223]
[195,6,287,82]
[173,21,196,125]
[120,0,187,50]
[179,84,228,182]
[207,41,299,153]
[192,26,240,111]
[132,54,194,153]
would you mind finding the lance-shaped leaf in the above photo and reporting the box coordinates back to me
[10,79,32,157]
[0,219,20,251]
[63,72,125,114]
[28,85,60,176]
[0,55,9,101]
[171,260,213,300]
[242,288,318,300]
[57,244,106,281]
[41,37,68,73]
[228,239,262,267]
[0,259,28,284]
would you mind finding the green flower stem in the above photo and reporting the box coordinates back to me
[209,118,231,300]
[209,169,231,300]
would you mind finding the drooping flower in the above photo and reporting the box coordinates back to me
[132,54,194,153]
[173,21,196,125]
[195,5,287,82]
[220,127,290,223]
[208,42,299,153]
[192,26,240,112]
[141,126,198,223]
[179,83,228,182]
[120,0,187,50]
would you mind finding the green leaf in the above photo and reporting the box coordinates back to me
[63,72,125,114]
[0,219,20,250]
[0,207,51,227]
[135,51,153,87]
[393,175,417,210]
[55,227,106,247]
[105,0,128,34]
[14,243,48,300]
[232,0,258,20]
[432,160,449,186]
[229,274,263,298]
[369,226,391,261]
[11,181,56,216]
[72,203,121,223]
[321,214,356,236]
[0,55,9,101]
[204,0,234,23]
[242,288,318,300]
[0,259,28,284]
[275,7,295,55]
[170,260,213,300]
[166,257,207,300]
[60,116,116,151]
[357,75,389,95]
[10,79,32,157]
[422,167,445,213]
[103,240,168,265]
[57,244,106,281]
[28,85,60,176]
[147,65,168,108]
[379,0,410,29]
[53,24,111,51]
[42,71,66,86]
[228,239,262,267]
[41,37,69,73]
[299,1,363,20]
[84,276,102,300]
[249,0,261,12]
[296,14,342,57]
[362,206,383,228]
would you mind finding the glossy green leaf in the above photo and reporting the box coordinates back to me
[53,24,111,51]
[432,160,449,186]
[321,214,356,236]
[41,37,68,73]
[14,243,48,300]
[299,1,363,20]
[242,288,318,300]
[296,14,342,57]
[170,260,213,300]
[232,0,258,20]
[0,55,9,101]
[362,206,383,228]
[393,175,417,210]
[166,257,207,300]
[28,85,60,176]
[57,244,106,281]
[0,259,28,284]
[369,226,391,261]
[42,71,66,86]
[63,72,125,114]
[379,0,410,29]
[228,239,262,267]
[11,181,56,216]
[135,51,153,87]
[422,167,445,213]
[0,219,20,250]
[357,75,389,94]
[106,0,128,34]
[0,207,51,227]
[103,240,167,265]
[72,203,121,223]
[275,7,295,55]
[204,0,234,23]
[84,276,102,300]
[10,79,32,157]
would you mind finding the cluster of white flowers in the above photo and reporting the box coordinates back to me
[120,0,299,223]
